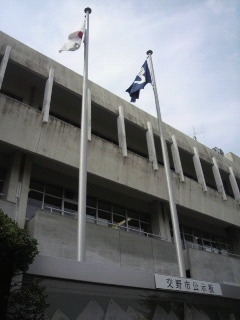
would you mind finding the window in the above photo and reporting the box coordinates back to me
[87,197,96,208]
[86,198,151,234]
[45,184,62,197]
[98,200,111,212]
[113,213,126,229]
[26,191,43,219]
[64,202,77,215]
[30,180,44,192]
[44,195,62,213]
[98,210,111,226]
[27,180,66,218]
[113,205,125,215]
[1,89,23,102]
[26,180,152,235]
[179,224,232,256]
[86,207,96,223]
[128,218,140,233]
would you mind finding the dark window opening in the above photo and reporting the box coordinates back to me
[27,179,151,235]
[0,89,23,102]
[0,167,7,194]
[186,269,191,278]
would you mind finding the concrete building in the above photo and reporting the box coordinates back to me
[1,31,240,319]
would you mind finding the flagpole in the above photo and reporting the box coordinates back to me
[146,50,186,277]
[77,7,91,262]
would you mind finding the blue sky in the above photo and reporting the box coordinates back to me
[1,0,240,155]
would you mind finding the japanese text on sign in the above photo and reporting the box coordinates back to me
[155,274,222,296]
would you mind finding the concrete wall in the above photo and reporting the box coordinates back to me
[188,248,240,284]
[0,31,239,178]
[227,227,240,255]
[27,211,179,275]
[225,152,240,171]
[27,211,240,284]
[1,97,240,227]
[0,199,16,220]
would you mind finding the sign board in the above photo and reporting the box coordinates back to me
[155,274,222,296]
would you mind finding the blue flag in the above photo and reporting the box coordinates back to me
[126,60,152,102]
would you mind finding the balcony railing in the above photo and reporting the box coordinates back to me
[41,206,240,261]
[185,241,240,260]
[43,206,170,242]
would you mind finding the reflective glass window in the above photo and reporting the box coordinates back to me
[87,197,96,208]
[86,207,96,223]
[65,189,78,201]
[98,210,111,224]
[29,180,44,192]
[44,195,62,213]
[98,200,111,212]
[64,202,78,216]
[45,184,62,197]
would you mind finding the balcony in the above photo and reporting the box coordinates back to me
[27,210,179,276]
[26,210,240,285]
[1,94,239,228]
[186,246,240,284]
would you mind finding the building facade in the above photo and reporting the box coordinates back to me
[0,31,240,319]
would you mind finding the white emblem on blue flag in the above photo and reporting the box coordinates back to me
[134,67,146,85]
[126,60,152,102]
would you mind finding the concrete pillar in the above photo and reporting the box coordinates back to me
[0,45,11,90]
[212,157,227,200]
[117,106,127,157]
[146,121,158,171]
[193,147,207,192]
[151,201,171,241]
[16,155,32,228]
[227,227,240,255]
[171,135,184,182]
[229,167,240,204]
[3,152,22,203]
[42,67,54,123]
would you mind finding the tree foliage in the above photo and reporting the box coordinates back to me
[7,280,48,320]
[0,209,48,319]
[0,209,39,273]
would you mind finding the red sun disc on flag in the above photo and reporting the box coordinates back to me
[78,31,83,38]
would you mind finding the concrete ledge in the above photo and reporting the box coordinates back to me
[2,99,240,226]
[27,254,240,301]
[27,254,155,289]
[188,247,240,284]
[221,283,240,300]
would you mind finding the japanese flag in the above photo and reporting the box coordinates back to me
[59,22,85,53]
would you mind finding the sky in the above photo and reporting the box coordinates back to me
[1,0,240,155]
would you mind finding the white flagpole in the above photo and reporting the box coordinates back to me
[146,50,186,277]
[77,7,91,262]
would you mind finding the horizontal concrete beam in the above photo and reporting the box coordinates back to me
[27,254,155,289]
[1,98,240,226]
[27,254,240,301]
